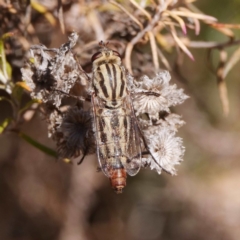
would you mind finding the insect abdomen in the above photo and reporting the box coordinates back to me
[109,168,127,194]
[96,108,131,163]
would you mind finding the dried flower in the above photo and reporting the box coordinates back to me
[46,109,63,139]
[57,107,95,161]
[21,33,188,186]
[21,46,55,101]
[142,128,185,175]
[133,71,187,175]
[133,71,188,120]
[138,112,185,132]
[21,32,88,108]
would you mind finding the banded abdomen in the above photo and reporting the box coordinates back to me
[95,107,131,172]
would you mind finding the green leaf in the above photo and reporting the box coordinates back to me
[0,37,13,94]
[0,69,7,84]
[18,131,58,158]
[0,118,12,134]
[0,39,8,80]
[1,32,15,40]
[5,61,12,79]
[0,96,10,102]
[12,83,24,103]
[0,96,16,115]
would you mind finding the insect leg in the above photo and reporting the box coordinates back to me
[52,88,91,102]
[135,91,161,97]
[91,92,102,167]
[77,147,88,165]
[74,53,92,83]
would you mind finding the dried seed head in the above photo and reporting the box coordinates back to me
[21,47,55,101]
[142,129,185,175]
[57,107,95,159]
[21,32,88,108]
[133,71,188,175]
[133,71,188,120]
[138,113,185,132]
[21,32,188,182]
[47,109,63,139]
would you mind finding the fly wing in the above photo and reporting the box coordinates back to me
[92,94,142,177]
[92,94,114,177]
[121,95,142,176]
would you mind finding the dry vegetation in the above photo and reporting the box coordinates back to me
[1,1,240,240]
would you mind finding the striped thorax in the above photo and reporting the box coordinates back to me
[91,44,141,193]
[92,47,127,109]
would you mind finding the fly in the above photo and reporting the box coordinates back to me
[91,42,142,193]
[22,33,187,195]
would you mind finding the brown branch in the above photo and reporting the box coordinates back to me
[129,0,152,20]
[207,48,229,116]
[148,31,159,71]
[57,0,65,34]
[216,50,229,116]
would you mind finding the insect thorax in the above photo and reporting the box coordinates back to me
[93,62,127,108]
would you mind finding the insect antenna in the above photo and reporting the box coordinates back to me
[73,53,91,83]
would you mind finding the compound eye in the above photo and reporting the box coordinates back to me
[91,51,102,62]
[113,50,121,58]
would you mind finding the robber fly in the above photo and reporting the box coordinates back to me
[91,43,142,193]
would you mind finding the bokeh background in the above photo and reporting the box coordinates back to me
[1,1,240,240]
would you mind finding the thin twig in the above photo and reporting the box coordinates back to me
[207,49,216,75]
[207,47,229,115]
[188,39,240,49]
[174,8,217,22]
[170,25,194,60]
[193,17,200,35]
[125,4,168,73]
[148,31,159,71]
[223,45,240,78]
[57,0,65,34]
[157,48,171,70]
[109,0,143,30]
[129,0,152,20]
[24,0,31,28]
[164,10,187,34]
[216,50,229,116]
[125,43,134,73]
[87,10,105,41]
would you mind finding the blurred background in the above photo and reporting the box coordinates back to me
[0,0,240,240]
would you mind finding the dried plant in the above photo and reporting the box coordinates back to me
[20,32,187,188]
[1,0,240,186]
